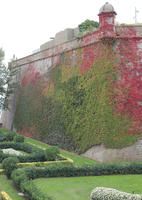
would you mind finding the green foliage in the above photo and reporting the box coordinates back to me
[78,19,99,32]
[12,162,142,183]
[0,175,24,200]
[25,137,97,166]
[77,19,99,38]
[14,134,24,143]
[0,130,16,142]
[33,175,142,200]
[2,157,19,178]
[11,162,142,200]
[5,131,16,141]
[45,146,60,161]
[0,49,18,110]
[0,132,6,142]
[14,46,138,153]
[11,166,52,200]
[21,180,49,200]
[120,23,142,26]
[0,141,46,163]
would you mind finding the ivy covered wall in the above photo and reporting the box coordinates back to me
[14,32,142,153]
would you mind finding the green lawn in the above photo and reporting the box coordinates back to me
[24,136,97,166]
[0,175,24,200]
[1,131,142,200]
[33,175,142,200]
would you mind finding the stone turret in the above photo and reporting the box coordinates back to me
[98,2,117,35]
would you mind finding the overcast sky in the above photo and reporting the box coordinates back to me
[0,0,142,63]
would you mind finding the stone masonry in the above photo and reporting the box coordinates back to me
[1,2,142,162]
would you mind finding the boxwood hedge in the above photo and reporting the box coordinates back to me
[11,162,142,200]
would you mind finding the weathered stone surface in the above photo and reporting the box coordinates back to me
[40,28,75,51]
[82,140,142,162]
[99,2,116,14]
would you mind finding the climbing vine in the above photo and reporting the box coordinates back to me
[14,34,141,153]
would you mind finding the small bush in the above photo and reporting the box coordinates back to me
[90,187,142,200]
[6,131,16,141]
[11,167,52,200]
[0,133,6,142]
[21,181,49,200]
[11,168,28,188]
[0,142,47,163]
[45,146,60,161]
[2,157,19,178]
[14,135,24,143]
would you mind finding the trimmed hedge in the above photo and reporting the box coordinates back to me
[13,135,24,143]
[12,162,142,186]
[11,162,142,200]
[0,191,12,200]
[2,157,19,178]
[0,142,46,163]
[90,187,142,200]
[0,133,6,142]
[21,181,51,200]
[11,166,53,200]
[0,142,63,163]
[45,146,60,161]
[17,156,73,167]
[0,131,16,142]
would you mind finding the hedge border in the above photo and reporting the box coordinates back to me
[11,162,142,200]
[0,191,12,200]
[0,142,66,163]
[0,155,73,174]
[17,155,73,167]
[0,169,4,174]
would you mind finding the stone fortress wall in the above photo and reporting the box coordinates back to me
[1,2,142,162]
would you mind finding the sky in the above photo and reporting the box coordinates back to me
[0,0,142,64]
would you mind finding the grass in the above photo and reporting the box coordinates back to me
[24,136,97,166]
[1,130,142,200]
[33,175,142,200]
[0,175,24,200]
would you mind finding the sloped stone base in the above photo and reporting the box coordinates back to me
[82,140,142,162]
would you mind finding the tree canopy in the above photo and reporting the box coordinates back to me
[0,48,17,110]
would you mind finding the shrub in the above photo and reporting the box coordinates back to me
[78,19,99,32]
[21,181,49,200]
[11,168,28,188]
[2,157,19,178]
[45,146,60,161]
[11,167,52,200]
[0,132,6,142]
[12,162,142,182]
[90,187,142,200]
[6,131,16,141]
[0,142,46,163]
[14,135,24,143]
[11,162,142,200]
